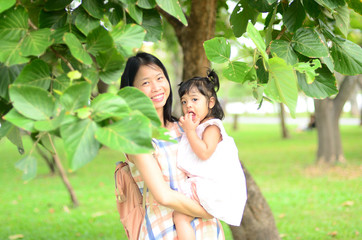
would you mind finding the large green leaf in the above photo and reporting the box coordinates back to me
[223,61,250,83]
[333,4,350,38]
[44,0,72,11]
[127,4,143,24]
[3,108,35,132]
[14,59,51,89]
[91,93,130,122]
[283,0,306,33]
[0,40,29,66]
[86,26,114,56]
[97,48,124,84]
[0,63,24,100]
[95,112,153,154]
[204,37,231,64]
[53,74,71,93]
[0,0,15,14]
[15,155,37,181]
[249,0,277,12]
[330,37,362,75]
[302,0,321,18]
[346,0,362,15]
[314,0,345,10]
[105,1,124,25]
[111,23,146,56]
[117,87,161,127]
[138,0,156,9]
[297,65,338,98]
[60,116,100,170]
[34,110,65,132]
[20,29,53,57]
[156,0,187,26]
[60,82,92,112]
[74,6,100,36]
[292,28,329,58]
[142,9,162,42]
[265,57,298,117]
[247,22,269,62]
[9,85,56,121]
[63,32,93,65]
[39,9,67,29]
[82,0,105,19]
[0,6,28,41]
[230,0,259,38]
[270,40,298,65]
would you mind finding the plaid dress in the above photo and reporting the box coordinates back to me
[127,122,225,240]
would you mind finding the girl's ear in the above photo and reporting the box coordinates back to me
[208,97,216,109]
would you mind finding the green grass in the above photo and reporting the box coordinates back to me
[0,124,361,240]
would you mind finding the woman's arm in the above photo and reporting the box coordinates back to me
[128,154,212,219]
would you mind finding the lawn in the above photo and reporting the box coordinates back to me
[0,123,361,240]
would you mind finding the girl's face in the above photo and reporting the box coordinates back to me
[133,64,170,112]
[180,87,215,123]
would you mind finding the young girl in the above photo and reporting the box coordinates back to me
[174,70,247,240]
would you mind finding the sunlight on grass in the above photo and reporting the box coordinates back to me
[0,124,360,239]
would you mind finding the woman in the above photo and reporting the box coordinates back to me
[120,52,225,239]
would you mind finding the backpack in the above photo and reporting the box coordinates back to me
[115,161,146,240]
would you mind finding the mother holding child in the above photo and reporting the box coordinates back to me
[119,52,247,240]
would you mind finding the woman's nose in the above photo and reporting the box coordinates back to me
[151,81,161,92]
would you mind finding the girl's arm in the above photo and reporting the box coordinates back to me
[180,114,222,160]
[127,154,213,219]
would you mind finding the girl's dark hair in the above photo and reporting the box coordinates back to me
[120,52,176,123]
[178,69,224,120]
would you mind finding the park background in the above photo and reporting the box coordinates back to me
[0,0,361,239]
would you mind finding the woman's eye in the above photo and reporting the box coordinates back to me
[142,81,149,86]
[157,76,163,81]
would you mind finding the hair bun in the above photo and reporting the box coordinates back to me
[206,69,219,92]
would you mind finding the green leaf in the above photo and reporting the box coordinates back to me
[152,125,176,142]
[270,40,298,65]
[0,0,15,14]
[117,87,161,127]
[53,74,71,93]
[67,70,82,81]
[265,57,298,118]
[297,65,338,99]
[63,32,93,65]
[111,23,146,56]
[247,22,269,62]
[137,0,156,9]
[127,4,143,24]
[82,0,105,19]
[91,93,130,122]
[9,85,56,121]
[15,155,37,181]
[204,37,231,64]
[333,4,350,38]
[3,108,35,132]
[39,9,68,29]
[223,61,250,83]
[60,117,100,170]
[75,107,92,119]
[292,28,329,58]
[0,63,24,100]
[0,6,28,41]
[346,0,362,15]
[74,6,100,36]
[60,82,92,112]
[34,111,65,131]
[142,9,162,42]
[44,0,72,11]
[293,59,322,84]
[302,0,321,18]
[320,55,334,73]
[230,0,259,38]
[86,26,114,56]
[95,112,153,154]
[330,37,362,75]
[155,0,187,26]
[105,1,124,25]
[14,59,51,89]
[256,57,269,84]
[283,0,306,33]
[314,0,345,10]
[249,0,277,12]
[97,48,124,84]
[0,40,29,66]
[0,120,24,154]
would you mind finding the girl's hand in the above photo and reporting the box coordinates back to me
[179,113,200,132]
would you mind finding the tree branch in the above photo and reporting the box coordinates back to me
[50,47,75,71]
[156,5,185,32]
[333,74,359,118]
[266,26,286,55]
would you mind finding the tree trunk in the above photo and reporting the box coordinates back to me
[279,103,289,139]
[230,165,280,240]
[314,75,358,164]
[36,145,56,174]
[160,2,280,239]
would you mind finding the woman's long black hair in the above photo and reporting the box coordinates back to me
[120,52,176,124]
[178,69,224,120]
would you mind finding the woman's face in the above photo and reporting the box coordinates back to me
[133,64,170,111]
